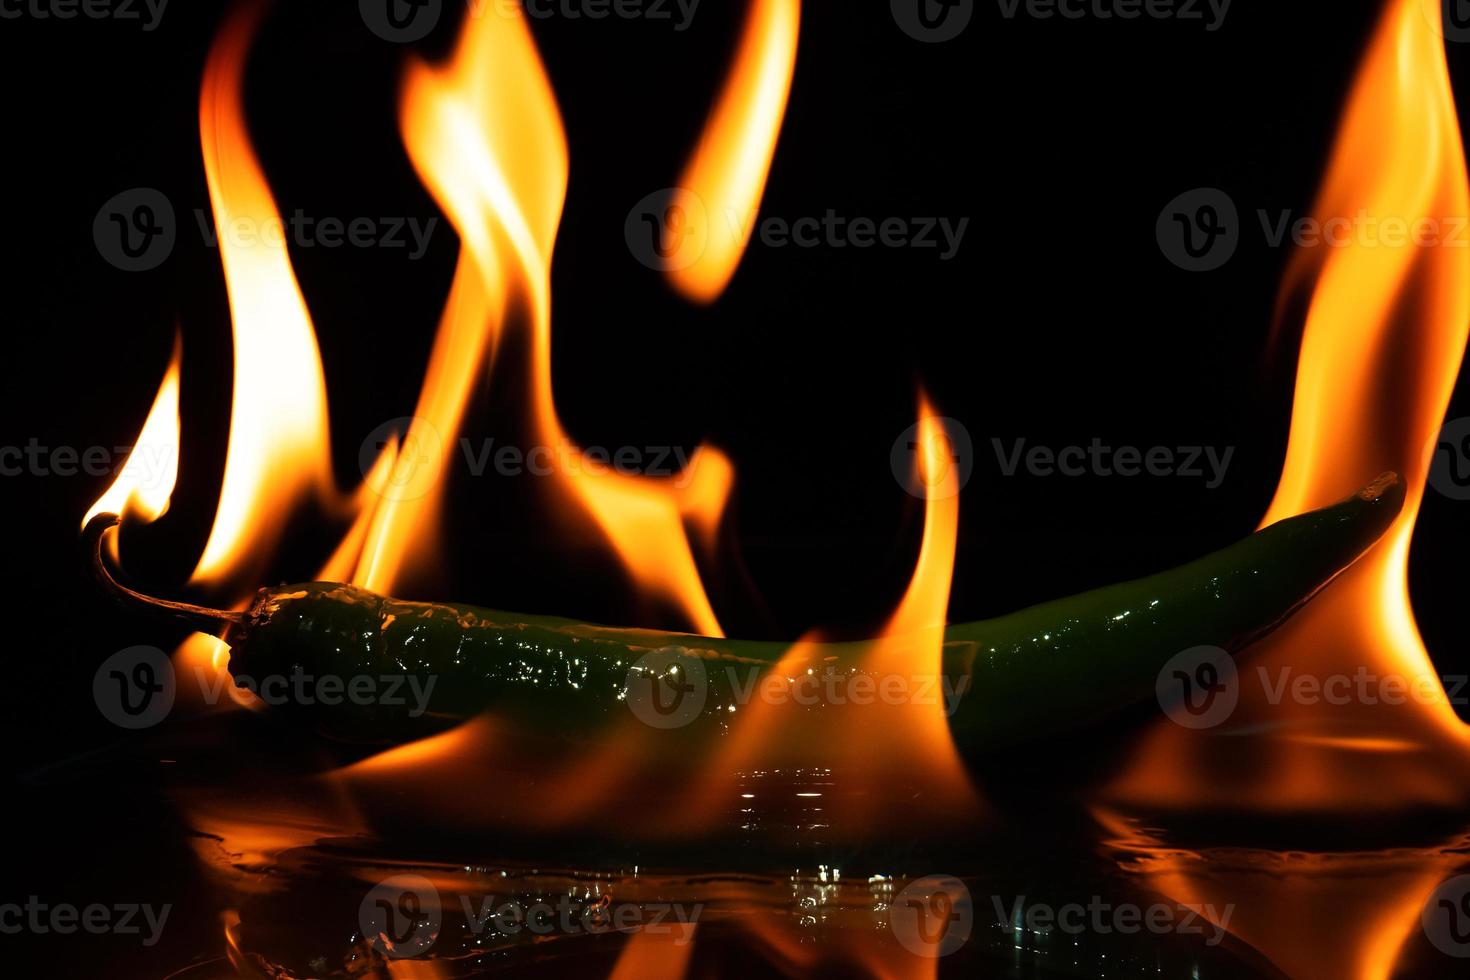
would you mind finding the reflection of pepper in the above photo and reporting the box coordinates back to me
[86,473,1402,749]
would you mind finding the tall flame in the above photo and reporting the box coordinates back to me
[1247,0,1470,759]
[369,0,734,633]
[347,0,567,594]
[862,397,972,770]
[1103,2,1470,976]
[1109,0,1470,817]
[191,4,336,591]
[670,395,979,832]
[162,7,367,709]
[82,337,181,529]
[668,0,800,303]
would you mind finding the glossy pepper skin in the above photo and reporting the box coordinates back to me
[88,474,1403,750]
[200,474,1404,748]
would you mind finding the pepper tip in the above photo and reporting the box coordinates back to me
[1356,471,1402,504]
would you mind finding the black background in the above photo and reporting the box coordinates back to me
[5,0,1470,974]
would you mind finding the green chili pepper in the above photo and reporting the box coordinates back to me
[85,473,1403,750]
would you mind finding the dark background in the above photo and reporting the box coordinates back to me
[4,0,1470,974]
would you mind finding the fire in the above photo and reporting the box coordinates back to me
[1100,1,1470,976]
[667,0,801,302]
[339,0,566,594]
[191,3,339,593]
[867,401,972,762]
[350,0,742,633]
[338,398,980,840]
[607,926,697,980]
[1095,808,1462,980]
[86,0,795,701]
[81,336,180,531]
[75,0,1470,974]
[677,396,979,830]
[85,7,365,709]
[1108,0,1470,816]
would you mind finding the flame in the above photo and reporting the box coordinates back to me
[190,4,336,591]
[357,0,733,632]
[87,3,1470,975]
[689,396,978,828]
[342,0,565,594]
[175,630,262,712]
[148,8,367,712]
[82,336,180,529]
[1096,808,1460,980]
[1108,0,1470,817]
[549,446,732,636]
[1102,2,1470,975]
[861,398,973,768]
[335,397,978,838]
[607,926,697,980]
[667,0,800,303]
[626,397,978,831]
[1250,0,1470,759]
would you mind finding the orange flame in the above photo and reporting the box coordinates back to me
[607,926,697,980]
[358,0,733,632]
[191,4,337,592]
[867,400,973,762]
[667,0,800,302]
[338,396,978,839]
[1109,0,1470,818]
[82,336,180,530]
[162,8,368,708]
[680,395,979,828]
[1095,807,1460,980]
[344,0,567,594]
[1103,3,1470,976]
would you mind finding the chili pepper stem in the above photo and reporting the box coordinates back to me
[83,513,246,631]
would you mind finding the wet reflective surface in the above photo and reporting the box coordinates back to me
[75,711,1463,979]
